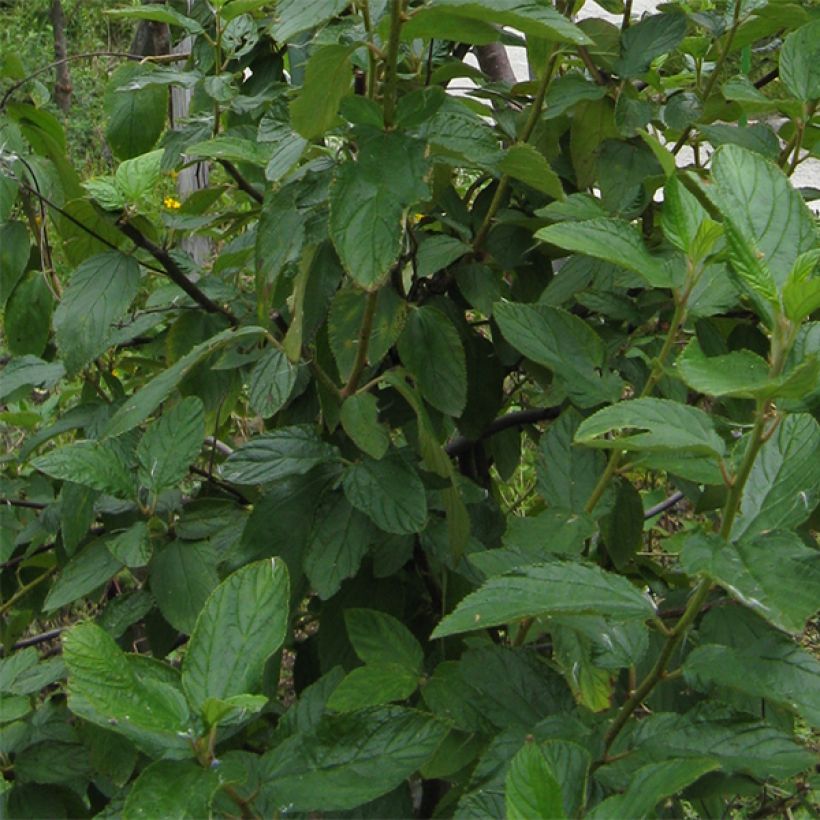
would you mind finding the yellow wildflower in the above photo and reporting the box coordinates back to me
[163,196,182,210]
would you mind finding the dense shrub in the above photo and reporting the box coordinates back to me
[1,0,818,816]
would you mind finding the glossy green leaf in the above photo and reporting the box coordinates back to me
[685,637,820,725]
[616,13,687,78]
[731,413,820,540]
[574,398,726,458]
[660,175,709,255]
[535,218,676,288]
[500,143,564,200]
[505,742,566,820]
[330,131,429,289]
[122,760,219,820]
[431,561,654,638]
[780,20,820,102]
[340,393,390,459]
[220,425,339,484]
[342,454,428,535]
[782,249,820,322]
[397,306,467,417]
[261,707,448,811]
[272,0,349,42]
[681,531,820,634]
[201,694,268,729]
[248,347,298,418]
[345,609,424,671]
[43,541,122,612]
[290,44,354,140]
[63,622,191,757]
[494,301,622,407]
[33,439,135,497]
[182,558,290,711]
[103,327,264,437]
[150,541,220,634]
[411,0,590,45]
[106,521,151,568]
[5,270,53,356]
[0,220,28,310]
[136,397,204,494]
[326,663,418,712]
[303,493,375,599]
[675,340,771,398]
[104,63,168,160]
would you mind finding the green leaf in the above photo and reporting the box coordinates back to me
[103,326,264,437]
[221,425,339,484]
[731,413,820,540]
[304,493,375,599]
[416,235,470,279]
[535,218,676,288]
[33,439,135,497]
[44,541,123,612]
[591,758,719,819]
[271,0,349,42]
[600,478,643,569]
[261,707,448,811]
[709,145,815,311]
[494,301,622,407]
[201,694,268,729]
[340,393,390,459]
[345,609,424,671]
[660,175,709,255]
[780,20,820,102]
[122,760,219,820]
[615,13,687,78]
[675,339,771,398]
[181,558,290,711]
[632,709,815,781]
[64,622,191,757]
[681,531,820,634]
[431,561,654,639]
[5,270,53,356]
[290,44,354,140]
[782,249,820,322]
[0,220,28,310]
[136,397,204,494]
[330,131,429,289]
[106,521,152,568]
[500,144,564,200]
[53,251,140,373]
[106,5,203,33]
[186,135,272,166]
[0,355,65,402]
[412,0,590,45]
[502,508,596,559]
[574,397,726,458]
[104,63,168,160]
[397,306,467,416]
[505,743,566,820]
[685,638,820,725]
[343,454,428,535]
[326,663,419,712]
[150,541,219,634]
[248,347,298,418]
[60,481,98,555]
[536,409,607,513]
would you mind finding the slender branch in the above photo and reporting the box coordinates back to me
[204,436,234,457]
[643,490,685,520]
[753,67,778,89]
[1,498,48,510]
[218,160,263,204]
[341,290,379,397]
[116,217,238,325]
[190,465,250,505]
[3,627,64,654]
[1,542,58,571]
[1,51,189,110]
[0,567,57,616]
[445,406,560,457]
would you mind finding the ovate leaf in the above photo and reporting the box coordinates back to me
[123,760,219,820]
[780,20,820,102]
[44,541,123,612]
[248,347,298,418]
[137,397,204,494]
[505,743,566,820]
[220,425,339,484]
[326,663,419,712]
[345,609,424,672]
[681,531,820,635]
[272,0,350,42]
[182,559,290,712]
[290,44,354,140]
[574,398,726,458]
[431,561,654,638]
[261,707,448,811]
[615,13,687,78]
[340,393,390,459]
[500,144,564,200]
[33,439,134,497]
[535,218,676,288]
[397,306,467,417]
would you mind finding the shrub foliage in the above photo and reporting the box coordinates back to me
[1,0,818,817]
